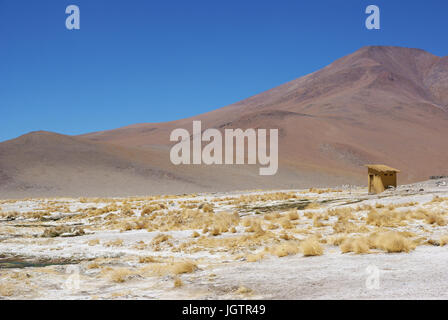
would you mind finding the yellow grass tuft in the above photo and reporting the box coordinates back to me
[192,231,200,238]
[269,242,300,257]
[280,219,294,230]
[235,286,253,295]
[431,196,448,203]
[173,277,183,288]
[246,252,265,262]
[87,261,101,269]
[305,202,321,209]
[139,256,159,263]
[210,227,221,236]
[151,234,171,245]
[300,238,324,256]
[264,212,281,221]
[425,212,446,226]
[340,237,370,254]
[0,282,16,297]
[287,210,299,220]
[439,235,448,247]
[313,215,325,227]
[199,202,214,213]
[105,239,124,247]
[373,232,415,253]
[170,261,198,275]
[87,239,100,246]
[327,234,348,246]
[109,268,133,283]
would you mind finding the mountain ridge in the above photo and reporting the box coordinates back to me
[2,46,448,198]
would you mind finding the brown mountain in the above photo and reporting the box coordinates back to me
[1,131,322,198]
[2,46,448,198]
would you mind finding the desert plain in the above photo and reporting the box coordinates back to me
[1,179,447,300]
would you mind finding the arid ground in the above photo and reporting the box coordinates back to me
[1,179,447,300]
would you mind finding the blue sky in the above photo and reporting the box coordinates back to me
[1,0,447,142]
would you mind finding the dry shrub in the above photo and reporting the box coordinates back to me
[10,272,31,280]
[245,220,265,235]
[207,211,240,234]
[105,239,124,247]
[309,188,326,194]
[431,196,448,203]
[366,209,390,227]
[372,232,415,253]
[230,192,297,205]
[242,218,253,227]
[427,239,440,246]
[0,282,15,297]
[192,231,200,238]
[170,261,197,275]
[42,226,85,238]
[340,237,370,254]
[109,268,133,283]
[300,238,324,256]
[87,262,101,269]
[366,209,410,227]
[425,212,446,226]
[409,209,427,220]
[280,219,293,230]
[267,223,279,230]
[199,202,214,213]
[120,204,134,216]
[139,256,159,263]
[151,234,171,245]
[268,242,299,257]
[328,207,354,222]
[439,235,448,247]
[279,232,295,241]
[235,286,253,295]
[264,212,281,221]
[332,221,366,234]
[288,210,299,220]
[126,218,153,231]
[313,215,325,227]
[327,234,347,246]
[88,239,100,246]
[141,204,161,216]
[0,211,20,220]
[133,241,147,250]
[305,202,321,209]
[173,277,183,288]
[246,252,265,262]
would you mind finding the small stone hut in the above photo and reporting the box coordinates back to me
[365,164,400,194]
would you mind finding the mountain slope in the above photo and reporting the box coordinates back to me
[1,131,341,198]
[82,46,448,183]
[2,46,448,198]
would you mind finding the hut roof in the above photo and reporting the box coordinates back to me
[365,164,400,173]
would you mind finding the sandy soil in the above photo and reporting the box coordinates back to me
[0,180,447,300]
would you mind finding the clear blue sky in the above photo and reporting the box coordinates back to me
[1,0,447,142]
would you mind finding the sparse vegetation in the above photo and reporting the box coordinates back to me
[2,187,448,299]
[300,238,324,256]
